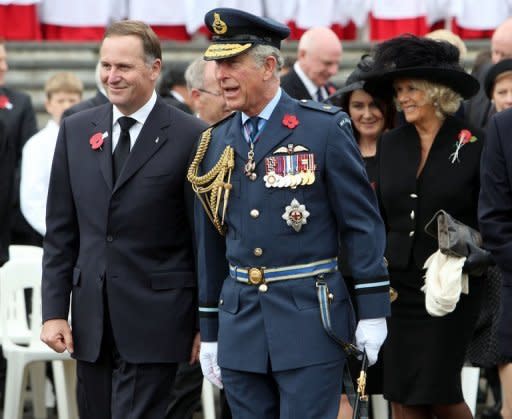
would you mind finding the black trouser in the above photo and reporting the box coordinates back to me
[76,293,178,419]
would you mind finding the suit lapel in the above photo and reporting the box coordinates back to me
[113,100,169,193]
[91,105,114,190]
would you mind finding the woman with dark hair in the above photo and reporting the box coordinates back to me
[364,35,484,419]
[338,55,395,185]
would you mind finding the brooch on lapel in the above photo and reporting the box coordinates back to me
[89,131,109,151]
[263,144,316,188]
[0,95,13,110]
[282,114,299,129]
[282,198,310,232]
[449,129,477,163]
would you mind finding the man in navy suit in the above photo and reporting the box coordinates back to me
[479,107,512,359]
[189,8,390,418]
[40,20,206,419]
[280,26,342,104]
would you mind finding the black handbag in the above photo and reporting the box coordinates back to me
[424,210,494,276]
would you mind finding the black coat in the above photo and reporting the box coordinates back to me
[377,115,484,270]
[42,98,206,363]
[0,86,39,245]
[479,108,512,355]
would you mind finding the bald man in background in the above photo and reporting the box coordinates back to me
[280,27,342,104]
[465,17,512,129]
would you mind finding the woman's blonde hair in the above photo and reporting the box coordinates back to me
[394,79,462,119]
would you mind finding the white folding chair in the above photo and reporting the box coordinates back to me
[0,256,78,419]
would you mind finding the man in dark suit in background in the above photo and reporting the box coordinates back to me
[158,63,193,114]
[40,20,206,419]
[62,61,109,118]
[280,26,342,103]
[0,40,40,247]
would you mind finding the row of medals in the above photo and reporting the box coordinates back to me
[263,153,316,189]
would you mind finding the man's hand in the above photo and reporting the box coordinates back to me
[199,341,223,389]
[40,319,74,354]
[355,318,387,366]
[189,332,200,364]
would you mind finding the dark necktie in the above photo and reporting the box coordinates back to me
[113,116,136,182]
[246,116,261,144]
[316,87,325,102]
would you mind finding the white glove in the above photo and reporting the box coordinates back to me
[199,341,223,389]
[355,318,387,366]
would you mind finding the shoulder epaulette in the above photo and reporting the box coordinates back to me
[298,99,342,114]
[207,111,237,131]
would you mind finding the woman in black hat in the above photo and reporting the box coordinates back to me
[338,55,395,185]
[364,35,484,419]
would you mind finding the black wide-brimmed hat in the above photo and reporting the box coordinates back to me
[203,8,290,61]
[363,35,479,99]
[333,55,374,103]
[484,58,512,99]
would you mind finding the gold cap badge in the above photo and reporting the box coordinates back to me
[212,13,227,34]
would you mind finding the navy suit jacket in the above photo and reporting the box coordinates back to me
[480,109,512,281]
[42,97,206,363]
[479,108,512,355]
[195,92,390,373]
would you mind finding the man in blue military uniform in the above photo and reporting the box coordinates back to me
[188,8,390,418]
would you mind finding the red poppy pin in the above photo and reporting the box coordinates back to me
[282,114,299,129]
[0,95,13,110]
[449,129,477,163]
[327,85,337,95]
[89,131,109,151]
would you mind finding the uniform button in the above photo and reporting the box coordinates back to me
[250,209,260,218]
[410,210,415,220]
[410,193,418,198]
[253,248,263,257]
[409,231,415,237]
[383,257,388,267]
[219,299,224,305]
[259,284,268,292]
[250,173,258,181]
[106,235,113,242]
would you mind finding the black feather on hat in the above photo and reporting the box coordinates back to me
[363,35,479,99]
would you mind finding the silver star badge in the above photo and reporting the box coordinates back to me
[281,198,310,232]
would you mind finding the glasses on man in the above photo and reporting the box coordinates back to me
[198,88,223,97]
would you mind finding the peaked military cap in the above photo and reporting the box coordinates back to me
[203,8,290,61]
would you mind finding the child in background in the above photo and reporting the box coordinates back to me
[20,71,82,236]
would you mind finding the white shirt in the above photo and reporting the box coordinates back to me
[20,119,60,236]
[112,90,157,152]
[293,61,326,100]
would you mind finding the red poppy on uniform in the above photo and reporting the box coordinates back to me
[282,114,299,129]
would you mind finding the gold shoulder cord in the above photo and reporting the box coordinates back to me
[187,128,235,235]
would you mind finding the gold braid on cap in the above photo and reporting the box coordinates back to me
[187,128,235,235]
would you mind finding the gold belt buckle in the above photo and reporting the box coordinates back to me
[248,267,265,285]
